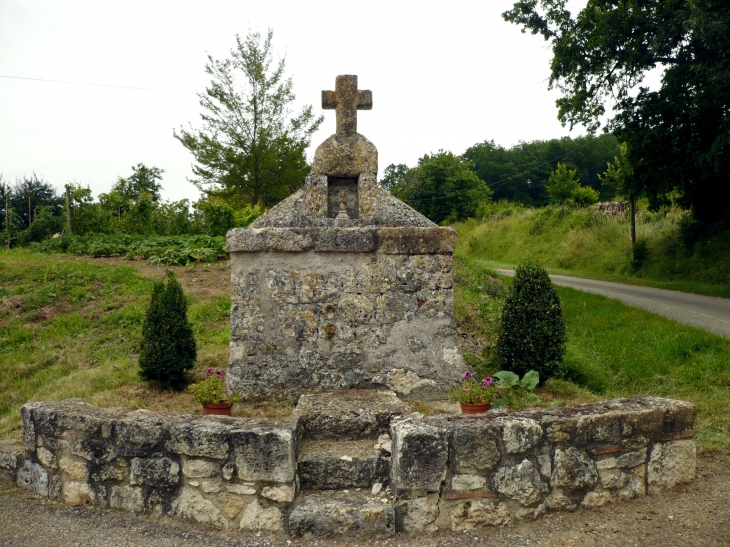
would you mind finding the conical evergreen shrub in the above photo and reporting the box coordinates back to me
[495,263,566,380]
[139,271,197,390]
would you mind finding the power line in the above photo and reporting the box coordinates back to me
[0,75,184,93]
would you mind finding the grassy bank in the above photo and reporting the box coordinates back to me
[2,248,729,455]
[455,254,730,454]
[0,250,287,440]
[455,205,730,298]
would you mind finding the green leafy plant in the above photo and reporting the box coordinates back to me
[188,368,240,405]
[138,271,197,390]
[491,370,540,410]
[448,371,496,405]
[495,262,566,380]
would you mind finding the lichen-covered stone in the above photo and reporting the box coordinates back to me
[551,447,598,490]
[232,424,296,483]
[647,440,696,493]
[182,458,220,478]
[391,421,447,495]
[171,487,227,528]
[240,500,283,532]
[396,494,439,533]
[129,456,179,490]
[449,500,511,531]
[289,491,394,537]
[501,418,543,454]
[165,421,230,460]
[62,480,95,505]
[492,459,547,506]
[297,438,388,490]
[261,483,296,503]
[17,460,48,497]
[451,474,487,492]
[109,485,145,513]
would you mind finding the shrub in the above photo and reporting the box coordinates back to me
[569,185,600,207]
[138,271,197,390]
[495,263,566,380]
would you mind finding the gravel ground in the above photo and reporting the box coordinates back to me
[1,454,728,547]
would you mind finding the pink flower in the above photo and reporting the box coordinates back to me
[464,371,473,380]
[482,377,493,387]
[206,368,213,376]
[216,370,224,378]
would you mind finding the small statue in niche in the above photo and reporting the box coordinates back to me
[337,189,349,219]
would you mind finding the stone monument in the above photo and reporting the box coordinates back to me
[226,75,467,401]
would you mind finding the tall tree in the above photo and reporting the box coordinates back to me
[388,151,492,224]
[175,30,323,208]
[8,173,64,229]
[503,0,730,228]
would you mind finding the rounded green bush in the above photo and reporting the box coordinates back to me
[495,263,566,380]
[138,271,197,390]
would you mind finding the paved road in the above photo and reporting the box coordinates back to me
[496,269,730,339]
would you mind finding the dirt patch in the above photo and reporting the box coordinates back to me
[60,256,232,301]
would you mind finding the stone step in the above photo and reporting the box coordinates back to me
[297,438,390,490]
[294,389,413,440]
[289,489,395,538]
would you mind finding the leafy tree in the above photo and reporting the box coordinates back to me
[495,263,566,380]
[463,134,619,205]
[139,271,197,390]
[388,151,492,224]
[546,163,580,204]
[503,0,730,228]
[16,206,64,246]
[8,174,64,229]
[174,29,323,208]
[113,164,164,202]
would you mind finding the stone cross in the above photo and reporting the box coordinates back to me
[322,75,372,138]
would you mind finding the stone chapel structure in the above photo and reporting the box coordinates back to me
[226,75,466,401]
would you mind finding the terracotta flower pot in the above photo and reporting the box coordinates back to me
[460,402,492,414]
[203,402,232,415]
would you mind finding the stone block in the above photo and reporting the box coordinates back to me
[239,500,283,532]
[232,424,296,483]
[171,487,227,528]
[182,458,220,478]
[391,420,447,494]
[110,485,145,513]
[295,389,411,440]
[298,438,389,490]
[551,447,598,490]
[129,456,179,490]
[217,492,245,518]
[289,491,394,537]
[261,483,296,503]
[492,459,547,506]
[63,481,95,505]
[0,445,21,475]
[647,440,696,494]
[59,456,88,481]
[395,494,439,533]
[451,474,487,492]
[449,500,511,531]
[165,420,230,460]
[430,417,500,475]
[501,417,543,454]
[16,460,48,497]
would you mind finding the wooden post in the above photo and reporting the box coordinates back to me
[630,196,636,247]
[28,196,32,227]
[5,193,10,249]
[65,185,73,234]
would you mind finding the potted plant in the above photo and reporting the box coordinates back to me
[188,369,240,415]
[448,372,496,414]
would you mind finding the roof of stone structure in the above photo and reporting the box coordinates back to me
[249,186,436,229]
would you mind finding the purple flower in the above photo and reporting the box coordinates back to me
[216,370,224,378]
[206,368,213,376]
[464,371,473,380]
[482,377,493,387]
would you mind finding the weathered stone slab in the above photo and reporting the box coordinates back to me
[391,420,447,495]
[295,389,411,440]
[231,422,297,483]
[289,491,395,538]
[647,439,696,493]
[298,438,389,490]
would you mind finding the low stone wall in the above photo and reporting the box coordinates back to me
[0,396,696,536]
[391,397,696,532]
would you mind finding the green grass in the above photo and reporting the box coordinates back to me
[2,246,729,455]
[454,205,730,298]
[455,254,730,454]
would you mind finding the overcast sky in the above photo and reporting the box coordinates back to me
[0,0,589,203]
